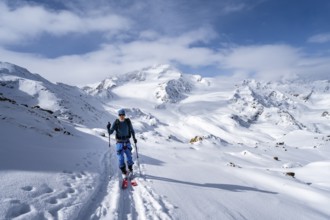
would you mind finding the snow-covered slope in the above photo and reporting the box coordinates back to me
[1,61,330,220]
[0,62,115,219]
[0,62,110,127]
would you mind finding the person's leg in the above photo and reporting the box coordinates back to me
[116,142,126,174]
[124,142,134,172]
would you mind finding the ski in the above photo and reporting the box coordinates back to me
[121,178,129,189]
[121,171,137,189]
[128,172,138,186]
[131,179,138,186]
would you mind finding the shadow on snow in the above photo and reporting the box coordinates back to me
[144,174,277,194]
[138,154,165,166]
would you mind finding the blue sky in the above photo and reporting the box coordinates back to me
[1,0,330,85]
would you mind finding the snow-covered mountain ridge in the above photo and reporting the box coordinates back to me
[229,79,330,133]
[1,61,330,220]
[83,64,209,104]
[0,62,110,128]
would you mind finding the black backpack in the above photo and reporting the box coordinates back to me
[114,118,132,139]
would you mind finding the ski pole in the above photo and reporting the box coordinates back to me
[107,122,111,147]
[134,143,142,174]
[134,143,139,158]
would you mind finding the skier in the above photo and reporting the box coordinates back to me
[107,109,137,179]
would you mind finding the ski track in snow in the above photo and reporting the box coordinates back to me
[78,146,175,220]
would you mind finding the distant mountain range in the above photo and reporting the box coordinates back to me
[1,61,330,144]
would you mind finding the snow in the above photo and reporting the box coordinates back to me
[1,61,330,219]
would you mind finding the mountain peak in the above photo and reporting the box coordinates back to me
[83,64,184,99]
[0,61,49,83]
[141,64,181,79]
[119,64,182,82]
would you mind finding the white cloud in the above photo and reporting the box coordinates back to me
[220,44,330,81]
[220,45,300,80]
[0,2,131,45]
[0,28,221,85]
[308,33,330,43]
[222,45,300,70]
[1,40,330,85]
[139,30,160,40]
[222,3,247,14]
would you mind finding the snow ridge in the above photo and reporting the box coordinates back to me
[228,79,330,132]
[155,77,193,103]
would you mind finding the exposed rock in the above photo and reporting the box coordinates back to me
[322,111,329,117]
[285,172,295,177]
[227,162,242,168]
[190,136,203,144]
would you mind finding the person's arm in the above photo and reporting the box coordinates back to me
[107,121,116,135]
[129,121,137,143]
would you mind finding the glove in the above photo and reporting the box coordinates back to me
[133,137,137,144]
[107,122,111,132]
